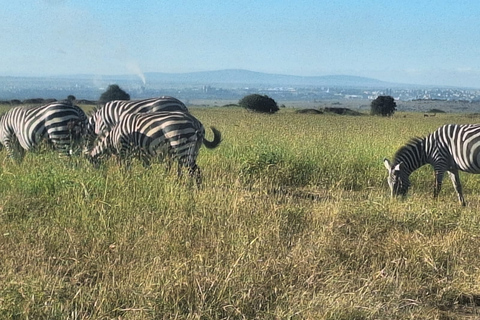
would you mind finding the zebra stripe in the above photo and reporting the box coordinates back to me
[383,123,480,206]
[87,96,188,136]
[87,111,221,184]
[0,101,87,161]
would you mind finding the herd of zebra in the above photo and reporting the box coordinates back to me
[2,96,480,205]
[0,96,221,185]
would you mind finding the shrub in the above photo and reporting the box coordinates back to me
[370,95,396,116]
[99,84,130,104]
[295,109,323,114]
[322,107,362,116]
[239,94,279,114]
[427,108,446,113]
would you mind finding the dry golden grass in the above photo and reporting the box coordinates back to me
[0,106,480,319]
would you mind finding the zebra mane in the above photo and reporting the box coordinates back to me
[0,107,12,120]
[393,136,425,163]
[87,105,101,116]
[96,128,109,140]
[84,127,108,154]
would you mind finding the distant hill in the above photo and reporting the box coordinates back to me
[2,69,406,89]
[143,69,396,88]
[0,69,476,102]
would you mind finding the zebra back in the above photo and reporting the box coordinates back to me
[0,100,87,160]
[87,111,221,184]
[87,96,188,136]
[384,124,480,205]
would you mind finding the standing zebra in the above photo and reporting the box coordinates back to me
[86,111,221,185]
[384,124,480,206]
[87,96,189,136]
[0,100,87,162]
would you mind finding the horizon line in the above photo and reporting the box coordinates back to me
[0,69,476,89]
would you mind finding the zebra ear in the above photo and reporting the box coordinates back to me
[383,158,392,171]
[393,162,403,172]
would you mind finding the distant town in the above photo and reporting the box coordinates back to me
[1,70,480,106]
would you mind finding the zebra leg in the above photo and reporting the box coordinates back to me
[50,138,70,157]
[121,155,132,169]
[433,170,445,199]
[447,170,466,206]
[141,152,151,168]
[177,161,202,186]
[163,155,173,172]
[176,161,183,178]
[16,145,26,162]
[67,120,84,155]
[189,163,202,186]
[117,143,132,169]
[9,137,25,163]
[3,140,15,160]
[158,148,173,172]
[3,135,22,162]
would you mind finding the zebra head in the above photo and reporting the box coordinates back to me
[86,108,106,136]
[86,115,96,136]
[86,128,114,167]
[93,114,107,135]
[383,158,411,198]
[0,113,5,148]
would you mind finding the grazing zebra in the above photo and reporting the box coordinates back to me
[383,124,480,206]
[87,111,221,185]
[87,96,189,137]
[0,101,87,161]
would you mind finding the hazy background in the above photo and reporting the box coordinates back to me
[2,0,480,88]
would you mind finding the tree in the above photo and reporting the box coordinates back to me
[370,95,396,116]
[67,95,76,102]
[99,84,130,104]
[239,94,279,114]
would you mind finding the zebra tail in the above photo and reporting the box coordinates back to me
[203,127,221,149]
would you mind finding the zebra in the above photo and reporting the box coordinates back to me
[383,123,480,206]
[86,111,221,185]
[0,100,87,162]
[87,96,189,137]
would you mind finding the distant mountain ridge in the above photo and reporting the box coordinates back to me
[0,69,474,101]
[142,69,396,88]
[0,69,410,90]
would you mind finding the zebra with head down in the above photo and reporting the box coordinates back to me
[86,96,189,137]
[384,123,480,206]
[0,100,87,162]
[86,111,221,185]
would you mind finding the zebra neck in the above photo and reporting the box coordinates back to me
[401,157,427,176]
[394,137,427,176]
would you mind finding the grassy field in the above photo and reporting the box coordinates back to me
[1,106,480,319]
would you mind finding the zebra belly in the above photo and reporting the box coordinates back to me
[455,138,480,173]
[17,127,48,150]
[146,136,169,156]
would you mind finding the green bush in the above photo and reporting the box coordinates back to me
[370,95,396,116]
[427,108,446,113]
[239,94,279,114]
[99,84,130,104]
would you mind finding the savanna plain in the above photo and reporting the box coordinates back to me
[1,105,480,319]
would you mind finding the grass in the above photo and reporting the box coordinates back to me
[1,107,480,319]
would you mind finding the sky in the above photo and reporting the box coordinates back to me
[1,0,480,88]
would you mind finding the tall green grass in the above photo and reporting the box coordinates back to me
[1,107,480,319]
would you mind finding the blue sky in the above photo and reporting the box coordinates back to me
[2,0,480,87]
